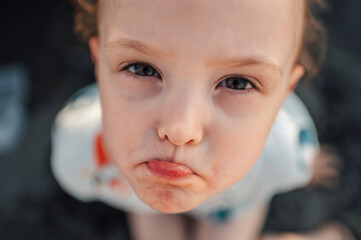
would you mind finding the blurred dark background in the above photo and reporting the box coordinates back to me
[0,0,360,239]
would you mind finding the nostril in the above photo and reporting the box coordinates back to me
[157,127,167,141]
[163,134,169,141]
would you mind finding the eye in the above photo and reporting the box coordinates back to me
[125,63,161,78]
[217,76,253,90]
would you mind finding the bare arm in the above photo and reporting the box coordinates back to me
[194,205,269,240]
[261,222,356,240]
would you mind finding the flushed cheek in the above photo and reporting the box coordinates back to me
[101,111,148,172]
[102,89,154,138]
[205,156,257,194]
[205,125,269,189]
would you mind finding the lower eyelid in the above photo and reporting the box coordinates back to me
[222,86,256,96]
[123,70,159,83]
[123,70,143,79]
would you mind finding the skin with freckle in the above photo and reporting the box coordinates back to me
[87,0,307,213]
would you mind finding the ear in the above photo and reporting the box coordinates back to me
[89,36,100,64]
[89,36,100,80]
[287,64,305,92]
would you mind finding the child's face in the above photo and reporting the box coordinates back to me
[90,0,305,213]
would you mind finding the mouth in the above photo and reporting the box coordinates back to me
[146,159,194,181]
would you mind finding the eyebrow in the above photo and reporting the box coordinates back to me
[207,57,283,77]
[105,38,283,77]
[105,38,170,58]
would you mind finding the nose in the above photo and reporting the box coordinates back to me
[158,92,205,146]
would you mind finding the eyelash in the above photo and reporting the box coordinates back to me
[217,76,255,94]
[121,62,256,92]
[121,62,161,81]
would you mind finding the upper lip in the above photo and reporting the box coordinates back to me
[147,155,198,173]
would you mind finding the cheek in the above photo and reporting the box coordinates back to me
[101,104,134,166]
[211,124,266,183]
[99,84,153,168]
[206,100,279,190]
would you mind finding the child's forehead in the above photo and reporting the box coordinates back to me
[100,0,304,26]
[99,0,304,70]
[100,0,304,29]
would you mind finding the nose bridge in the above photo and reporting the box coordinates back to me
[158,84,205,146]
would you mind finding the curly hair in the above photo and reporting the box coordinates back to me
[73,0,327,78]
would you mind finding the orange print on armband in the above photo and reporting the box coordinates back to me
[86,132,131,197]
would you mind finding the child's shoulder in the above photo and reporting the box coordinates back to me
[51,84,102,200]
[261,93,319,192]
[55,84,101,127]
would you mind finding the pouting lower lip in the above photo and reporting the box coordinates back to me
[146,159,193,180]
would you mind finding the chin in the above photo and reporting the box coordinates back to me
[148,200,196,214]
[137,186,200,214]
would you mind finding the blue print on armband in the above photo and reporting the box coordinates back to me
[299,128,317,146]
[208,208,234,223]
